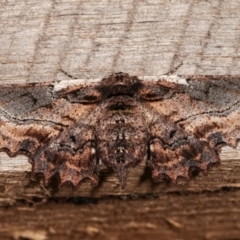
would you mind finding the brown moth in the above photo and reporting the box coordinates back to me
[0,73,239,188]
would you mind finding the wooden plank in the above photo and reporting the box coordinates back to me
[1,185,240,240]
[0,1,240,201]
[0,0,240,84]
[0,146,240,205]
[1,1,240,239]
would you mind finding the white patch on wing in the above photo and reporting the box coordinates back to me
[141,75,189,85]
[53,78,102,91]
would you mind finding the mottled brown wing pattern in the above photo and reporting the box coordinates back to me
[0,73,240,189]
[0,81,101,186]
[140,76,240,181]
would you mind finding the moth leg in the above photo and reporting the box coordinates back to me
[32,124,98,188]
[148,119,220,182]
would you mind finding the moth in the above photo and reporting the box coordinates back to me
[0,73,239,189]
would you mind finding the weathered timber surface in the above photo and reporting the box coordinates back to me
[1,188,240,240]
[0,146,240,204]
[0,0,240,83]
[1,1,240,240]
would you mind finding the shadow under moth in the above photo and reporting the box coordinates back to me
[0,73,239,189]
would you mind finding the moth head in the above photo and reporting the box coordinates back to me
[101,72,141,97]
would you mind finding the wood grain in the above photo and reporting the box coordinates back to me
[0,0,240,84]
[2,190,240,240]
[0,146,240,205]
[1,1,240,239]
